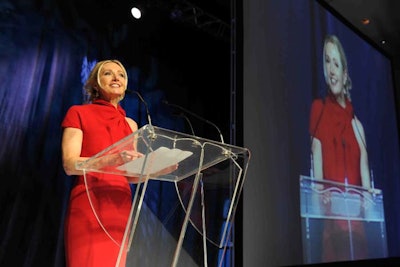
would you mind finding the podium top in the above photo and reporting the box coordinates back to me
[76,124,251,182]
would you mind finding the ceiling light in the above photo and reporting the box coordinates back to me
[131,7,142,19]
[361,18,370,25]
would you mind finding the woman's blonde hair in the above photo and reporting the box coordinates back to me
[84,59,128,102]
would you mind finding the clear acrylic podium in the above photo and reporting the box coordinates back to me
[76,124,251,267]
[299,175,388,264]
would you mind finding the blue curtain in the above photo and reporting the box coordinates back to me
[0,3,92,265]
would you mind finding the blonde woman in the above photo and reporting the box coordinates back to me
[62,59,140,266]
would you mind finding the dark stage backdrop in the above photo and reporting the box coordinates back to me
[243,0,400,266]
[0,0,231,266]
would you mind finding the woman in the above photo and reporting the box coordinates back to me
[62,59,141,266]
[309,35,371,262]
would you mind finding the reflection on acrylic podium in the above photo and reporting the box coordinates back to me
[299,175,388,264]
[76,124,251,267]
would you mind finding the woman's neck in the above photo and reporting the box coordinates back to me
[335,94,346,108]
[109,99,119,108]
[328,90,346,108]
[97,97,120,108]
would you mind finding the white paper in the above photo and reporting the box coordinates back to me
[117,146,193,175]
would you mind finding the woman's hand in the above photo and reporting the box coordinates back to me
[120,150,144,163]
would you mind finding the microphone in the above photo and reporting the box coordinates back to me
[126,90,152,127]
[342,138,349,186]
[171,111,196,136]
[162,100,225,144]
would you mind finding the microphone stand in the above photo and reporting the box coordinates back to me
[126,90,155,139]
[163,100,225,144]
[127,90,152,127]
[172,111,196,136]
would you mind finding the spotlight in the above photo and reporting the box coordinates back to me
[131,6,142,19]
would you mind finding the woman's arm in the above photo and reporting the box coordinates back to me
[309,99,324,180]
[125,117,138,133]
[311,137,323,180]
[62,127,89,176]
[352,117,371,189]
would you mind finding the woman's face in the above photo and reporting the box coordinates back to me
[98,62,127,101]
[324,42,347,96]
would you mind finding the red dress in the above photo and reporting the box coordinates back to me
[309,95,367,262]
[62,99,133,267]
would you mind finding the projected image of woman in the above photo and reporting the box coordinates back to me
[309,34,372,262]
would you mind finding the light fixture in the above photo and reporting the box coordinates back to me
[131,6,142,19]
[361,18,370,25]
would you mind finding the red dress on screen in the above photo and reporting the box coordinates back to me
[309,94,367,262]
[62,99,133,267]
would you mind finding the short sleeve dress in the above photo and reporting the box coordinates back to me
[309,95,367,262]
[309,94,361,185]
[62,99,133,267]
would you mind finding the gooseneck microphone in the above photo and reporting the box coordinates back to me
[126,90,152,127]
[162,100,225,144]
[342,137,349,186]
[172,111,196,136]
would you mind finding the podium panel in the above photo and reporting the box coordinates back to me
[299,175,388,264]
[76,125,251,267]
